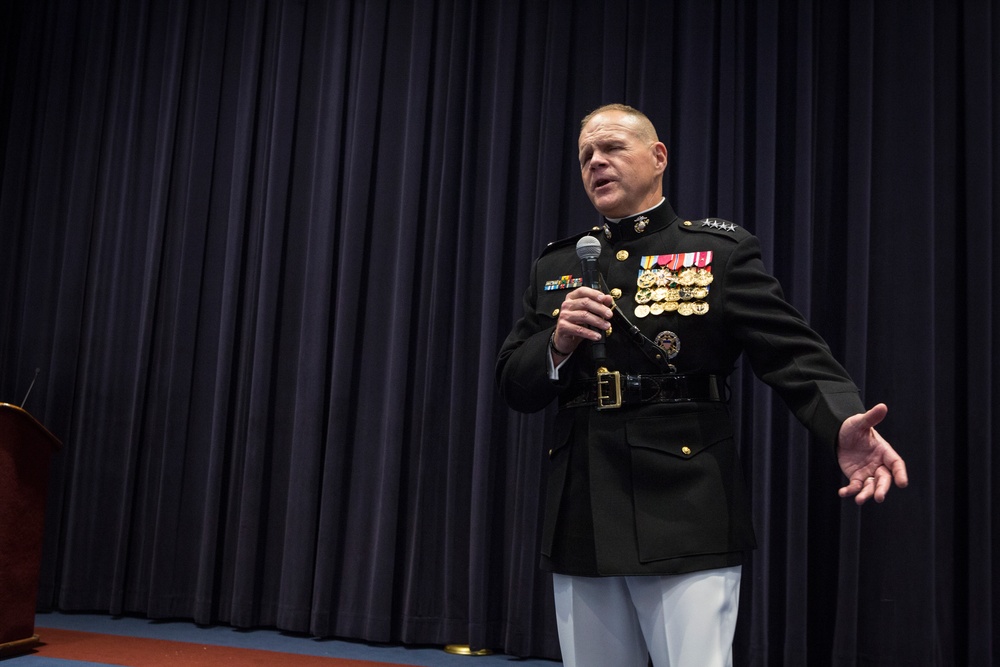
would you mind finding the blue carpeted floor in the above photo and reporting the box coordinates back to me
[2,613,560,666]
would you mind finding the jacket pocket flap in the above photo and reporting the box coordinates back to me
[625,410,733,459]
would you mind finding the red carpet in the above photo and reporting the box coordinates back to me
[32,626,405,666]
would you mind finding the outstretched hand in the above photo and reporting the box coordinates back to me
[837,403,908,505]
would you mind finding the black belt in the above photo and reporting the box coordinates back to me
[560,372,727,410]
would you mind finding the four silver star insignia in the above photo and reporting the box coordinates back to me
[701,219,737,233]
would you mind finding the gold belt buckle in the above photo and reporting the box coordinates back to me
[596,367,622,409]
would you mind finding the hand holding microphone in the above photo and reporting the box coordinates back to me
[550,237,613,363]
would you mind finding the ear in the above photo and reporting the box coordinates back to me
[651,142,668,173]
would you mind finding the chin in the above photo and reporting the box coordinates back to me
[596,204,628,218]
[590,197,622,218]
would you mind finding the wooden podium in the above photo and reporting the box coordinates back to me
[0,403,61,657]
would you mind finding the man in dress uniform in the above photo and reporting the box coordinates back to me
[495,104,908,667]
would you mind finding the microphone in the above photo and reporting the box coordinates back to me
[575,236,607,365]
[576,235,602,289]
[21,367,40,408]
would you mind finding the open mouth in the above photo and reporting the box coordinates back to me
[593,177,613,190]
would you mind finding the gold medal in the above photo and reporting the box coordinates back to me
[692,301,710,315]
[653,287,668,302]
[634,304,650,318]
[692,287,709,300]
[637,271,656,288]
[635,289,652,304]
[663,301,679,312]
[678,268,697,286]
[678,302,694,316]
[650,303,664,316]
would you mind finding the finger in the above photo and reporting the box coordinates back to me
[570,323,604,341]
[839,474,877,504]
[558,318,606,342]
[854,475,877,505]
[566,286,612,308]
[873,470,892,503]
[860,403,888,429]
[560,308,609,331]
[838,478,863,499]
[559,309,611,338]
[887,450,909,489]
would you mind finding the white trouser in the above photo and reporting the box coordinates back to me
[552,566,742,667]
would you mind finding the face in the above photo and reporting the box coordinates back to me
[578,111,667,218]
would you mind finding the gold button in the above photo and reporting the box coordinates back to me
[605,326,612,336]
[616,250,629,261]
[548,449,554,457]
[552,308,560,316]
[592,226,602,231]
[683,220,692,226]
[610,288,622,299]
[681,446,692,455]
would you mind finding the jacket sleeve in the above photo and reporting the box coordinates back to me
[720,234,865,449]
[495,259,574,413]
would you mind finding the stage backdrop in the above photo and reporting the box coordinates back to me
[0,0,996,664]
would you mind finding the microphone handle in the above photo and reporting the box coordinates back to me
[579,257,607,365]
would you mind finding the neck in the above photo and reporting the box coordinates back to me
[605,197,665,222]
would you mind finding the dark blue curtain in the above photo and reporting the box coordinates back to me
[0,0,996,664]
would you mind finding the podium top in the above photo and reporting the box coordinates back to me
[0,403,62,449]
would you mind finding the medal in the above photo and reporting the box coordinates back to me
[636,250,713,316]
[654,330,681,359]
[544,275,583,291]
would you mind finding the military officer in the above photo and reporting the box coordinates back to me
[495,104,908,667]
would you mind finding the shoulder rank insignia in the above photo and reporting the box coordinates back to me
[680,217,747,241]
[698,218,738,232]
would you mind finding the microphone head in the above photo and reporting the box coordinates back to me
[575,235,601,260]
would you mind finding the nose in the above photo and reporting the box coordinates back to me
[588,150,609,172]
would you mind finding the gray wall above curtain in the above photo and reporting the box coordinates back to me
[0,0,996,664]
